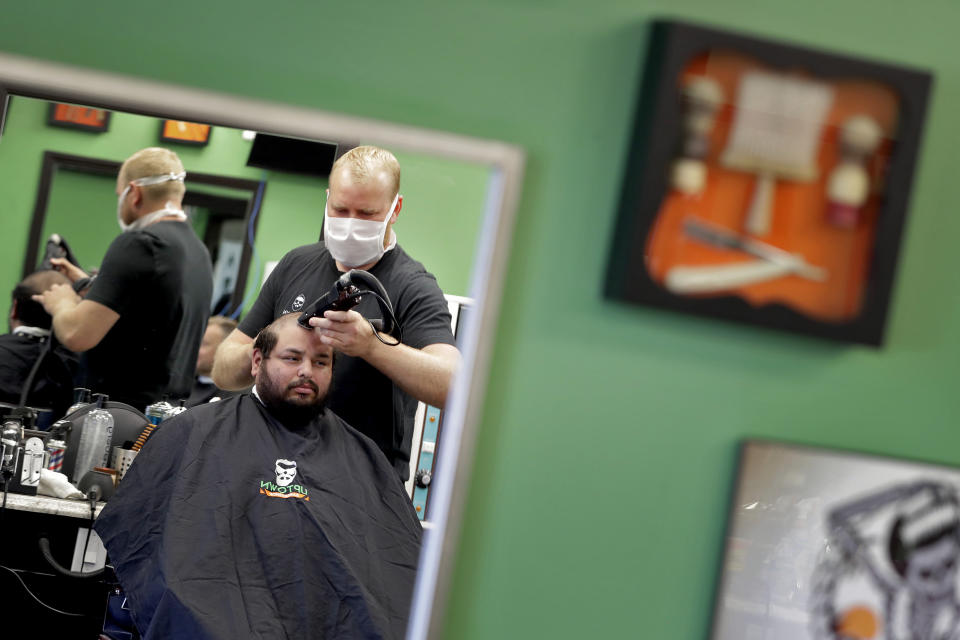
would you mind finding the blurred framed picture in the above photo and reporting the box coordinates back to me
[160,119,211,146]
[47,102,111,132]
[712,440,960,640]
[605,20,932,346]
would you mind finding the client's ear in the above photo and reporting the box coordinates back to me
[251,348,263,378]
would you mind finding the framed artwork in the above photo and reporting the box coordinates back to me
[47,102,111,132]
[712,440,960,640]
[159,119,212,146]
[605,21,933,346]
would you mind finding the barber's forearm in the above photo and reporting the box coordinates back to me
[51,302,93,352]
[212,341,255,390]
[362,342,459,409]
[38,294,117,352]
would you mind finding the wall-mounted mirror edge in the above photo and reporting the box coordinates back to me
[409,165,524,640]
[0,50,525,640]
[0,51,522,168]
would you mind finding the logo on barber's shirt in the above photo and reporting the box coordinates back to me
[292,294,305,311]
[258,458,309,500]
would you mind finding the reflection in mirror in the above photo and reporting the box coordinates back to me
[0,53,523,640]
[3,93,490,318]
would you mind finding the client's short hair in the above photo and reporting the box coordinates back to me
[253,313,302,359]
[11,270,70,329]
[253,320,281,359]
[253,313,335,365]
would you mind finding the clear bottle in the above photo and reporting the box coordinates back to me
[72,394,114,484]
[66,387,92,416]
[1,420,21,479]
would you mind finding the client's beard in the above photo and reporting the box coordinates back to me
[256,373,327,429]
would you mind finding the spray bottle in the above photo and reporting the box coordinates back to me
[72,394,114,484]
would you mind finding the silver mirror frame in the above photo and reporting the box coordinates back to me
[0,51,525,640]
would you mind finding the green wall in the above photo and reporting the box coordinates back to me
[0,95,485,322]
[40,169,222,275]
[43,170,119,274]
[2,2,959,638]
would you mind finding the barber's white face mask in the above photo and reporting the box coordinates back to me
[117,172,188,232]
[323,193,398,267]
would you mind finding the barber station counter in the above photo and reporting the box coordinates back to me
[4,492,105,518]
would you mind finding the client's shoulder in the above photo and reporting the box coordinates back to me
[159,394,252,435]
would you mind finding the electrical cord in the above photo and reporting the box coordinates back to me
[19,333,54,408]
[1,476,9,519]
[38,536,105,579]
[0,565,85,616]
[38,491,105,579]
[368,320,400,346]
[363,290,403,346]
[131,423,158,451]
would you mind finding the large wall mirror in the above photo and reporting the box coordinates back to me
[0,52,524,639]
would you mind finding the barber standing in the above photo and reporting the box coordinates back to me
[34,147,213,410]
[213,146,459,480]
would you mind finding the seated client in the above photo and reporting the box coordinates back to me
[0,270,78,418]
[94,313,422,640]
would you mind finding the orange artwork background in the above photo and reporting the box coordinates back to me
[644,50,901,322]
[162,120,211,143]
[52,104,108,128]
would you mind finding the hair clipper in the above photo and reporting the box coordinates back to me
[297,274,363,329]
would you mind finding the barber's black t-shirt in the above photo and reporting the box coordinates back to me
[83,221,213,410]
[239,243,455,479]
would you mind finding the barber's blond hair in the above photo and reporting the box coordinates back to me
[119,147,186,202]
[331,145,400,197]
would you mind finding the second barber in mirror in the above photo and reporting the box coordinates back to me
[214,146,460,479]
[33,148,214,409]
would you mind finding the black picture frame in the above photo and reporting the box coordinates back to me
[605,20,933,346]
[46,102,111,132]
[159,119,212,146]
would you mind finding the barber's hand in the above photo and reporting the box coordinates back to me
[308,310,375,357]
[32,283,81,316]
[49,257,88,283]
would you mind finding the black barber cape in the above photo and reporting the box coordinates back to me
[0,330,78,418]
[94,394,422,640]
